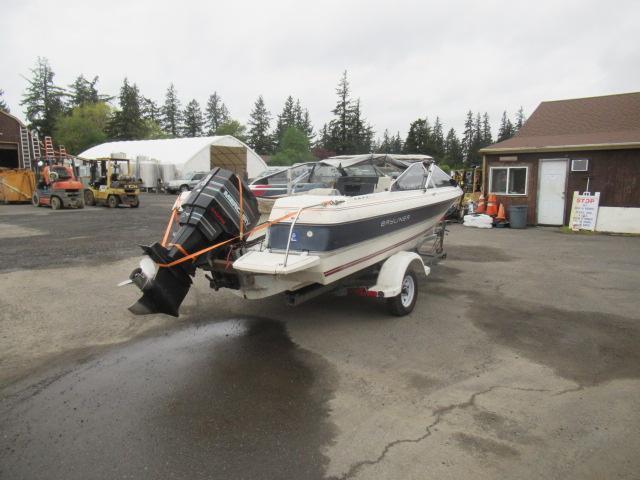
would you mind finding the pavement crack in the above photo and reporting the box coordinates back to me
[331,385,553,480]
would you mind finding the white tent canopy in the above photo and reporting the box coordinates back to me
[79,136,267,179]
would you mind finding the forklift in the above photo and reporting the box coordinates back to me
[83,158,141,208]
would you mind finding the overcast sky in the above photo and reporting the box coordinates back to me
[2,0,639,139]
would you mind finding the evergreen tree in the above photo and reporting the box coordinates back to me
[379,129,393,153]
[404,118,427,153]
[205,92,229,135]
[461,111,475,164]
[515,106,526,131]
[497,111,515,142]
[432,117,445,160]
[140,96,161,123]
[182,99,205,137]
[275,96,296,147]
[67,75,110,109]
[161,84,182,137]
[247,95,273,154]
[0,89,9,113]
[348,99,374,153]
[444,128,464,167]
[391,132,403,153]
[20,57,66,137]
[298,108,315,144]
[481,112,492,147]
[107,78,146,140]
[328,71,351,153]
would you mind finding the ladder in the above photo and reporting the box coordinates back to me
[44,136,55,163]
[59,145,67,160]
[19,126,32,169]
[31,131,41,166]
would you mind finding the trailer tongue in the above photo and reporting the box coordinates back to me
[128,168,259,316]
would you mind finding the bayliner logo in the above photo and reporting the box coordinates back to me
[380,214,410,227]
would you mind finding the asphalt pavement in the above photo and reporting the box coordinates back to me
[1,194,639,479]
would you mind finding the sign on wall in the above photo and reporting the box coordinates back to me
[568,191,600,231]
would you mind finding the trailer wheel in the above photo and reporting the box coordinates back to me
[107,195,118,208]
[387,269,418,316]
[84,190,95,206]
[32,193,40,207]
[50,196,62,210]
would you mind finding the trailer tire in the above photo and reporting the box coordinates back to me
[50,196,62,210]
[84,190,95,206]
[32,193,40,207]
[387,269,418,316]
[107,195,118,208]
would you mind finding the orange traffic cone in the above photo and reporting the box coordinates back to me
[496,203,506,221]
[486,194,498,216]
[476,193,486,213]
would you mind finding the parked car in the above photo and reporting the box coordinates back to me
[165,171,208,193]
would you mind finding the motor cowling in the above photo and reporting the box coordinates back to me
[128,168,259,317]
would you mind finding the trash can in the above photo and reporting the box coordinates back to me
[508,205,528,229]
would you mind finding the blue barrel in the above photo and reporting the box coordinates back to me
[508,205,528,229]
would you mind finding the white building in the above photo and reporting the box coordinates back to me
[79,136,267,181]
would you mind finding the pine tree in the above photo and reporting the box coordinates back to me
[515,106,526,131]
[140,96,161,123]
[379,129,392,153]
[247,95,273,154]
[0,89,9,113]
[275,96,296,147]
[461,110,475,164]
[391,132,403,153]
[20,57,66,137]
[182,99,205,137]
[205,92,229,135]
[432,117,445,160]
[107,78,146,140]
[498,111,515,142]
[348,99,374,153]
[161,84,182,137]
[329,71,351,153]
[481,112,492,147]
[67,75,110,109]
[444,128,464,167]
[298,108,315,144]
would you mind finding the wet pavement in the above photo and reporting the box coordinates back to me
[0,319,336,480]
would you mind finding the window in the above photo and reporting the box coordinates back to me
[344,163,377,177]
[490,167,527,195]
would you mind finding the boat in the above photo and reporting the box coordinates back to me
[125,159,462,317]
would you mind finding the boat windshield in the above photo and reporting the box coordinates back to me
[391,162,429,191]
[391,163,454,191]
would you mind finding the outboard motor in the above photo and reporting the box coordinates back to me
[128,168,259,316]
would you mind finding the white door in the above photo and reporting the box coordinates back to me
[537,159,568,225]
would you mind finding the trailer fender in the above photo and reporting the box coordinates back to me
[370,251,430,298]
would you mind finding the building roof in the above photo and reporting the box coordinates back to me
[79,136,244,165]
[481,92,640,153]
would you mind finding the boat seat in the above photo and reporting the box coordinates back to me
[374,176,393,192]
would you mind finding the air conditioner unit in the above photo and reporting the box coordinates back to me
[571,159,588,172]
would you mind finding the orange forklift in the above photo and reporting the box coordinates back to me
[31,137,84,209]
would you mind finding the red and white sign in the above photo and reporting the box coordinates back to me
[569,191,600,231]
